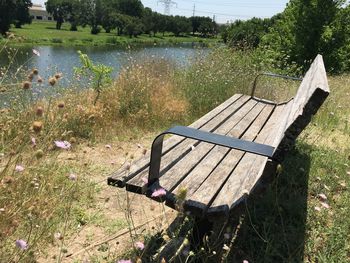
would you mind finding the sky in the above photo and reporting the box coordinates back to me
[33,0,290,24]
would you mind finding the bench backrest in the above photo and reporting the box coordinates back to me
[273,55,330,161]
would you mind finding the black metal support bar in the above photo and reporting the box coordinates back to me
[148,126,275,184]
[251,72,303,97]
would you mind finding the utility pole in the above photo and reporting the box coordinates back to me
[158,0,177,16]
[192,4,196,17]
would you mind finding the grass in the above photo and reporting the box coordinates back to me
[3,21,219,47]
[0,43,349,262]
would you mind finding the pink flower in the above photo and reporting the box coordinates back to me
[135,241,145,250]
[243,260,249,263]
[31,137,36,146]
[321,202,330,209]
[317,193,327,201]
[68,173,77,181]
[117,260,132,263]
[15,239,28,250]
[314,206,322,212]
[54,141,71,150]
[151,188,166,197]
[15,165,24,172]
[32,49,40,57]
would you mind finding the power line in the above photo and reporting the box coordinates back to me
[175,0,285,9]
[175,7,268,19]
[158,0,177,15]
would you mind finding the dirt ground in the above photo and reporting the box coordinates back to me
[38,135,177,262]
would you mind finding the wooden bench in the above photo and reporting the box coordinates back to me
[108,55,329,220]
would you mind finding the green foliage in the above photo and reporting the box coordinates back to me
[225,17,276,49]
[0,0,31,35]
[74,51,112,104]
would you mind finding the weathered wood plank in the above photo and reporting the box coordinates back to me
[273,55,330,161]
[125,97,254,192]
[107,94,246,187]
[207,102,292,217]
[180,104,275,216]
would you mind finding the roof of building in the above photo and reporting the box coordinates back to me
[30,4,46,11]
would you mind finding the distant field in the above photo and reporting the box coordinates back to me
[2,21,218,47]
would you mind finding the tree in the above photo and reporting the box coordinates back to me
[46,0,73,30]
[79,0,103,34]
[117,0,144,17]
[13,0,32,28]
[0,0,16,35]
[225,17,273,49]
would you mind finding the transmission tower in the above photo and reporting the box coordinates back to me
[158,0,177,15]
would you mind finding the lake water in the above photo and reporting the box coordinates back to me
[0,43,208,106]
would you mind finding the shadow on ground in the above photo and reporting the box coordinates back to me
[228,144,312,263]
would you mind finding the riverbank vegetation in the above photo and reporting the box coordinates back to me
[1,0,220,46]
[3,21,218,47]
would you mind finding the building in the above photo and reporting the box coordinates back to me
[29,4,53,21]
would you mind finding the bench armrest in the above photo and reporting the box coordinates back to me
[148,126,275,184]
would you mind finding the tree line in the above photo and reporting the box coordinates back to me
[0,0,218,38]
[223,0,350,73]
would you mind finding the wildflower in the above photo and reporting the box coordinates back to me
[68,173,77,181]
[36,106,44,117]
[151,188,166,197]
[243,260,249,263]
[141,177,148,184]
[54,232,63,240]
[27,73,34,81]
[31,137,36,146]
[32,68,39,75]
[15,165,24,172]
[317,193,327,201]
[22,81,31,90]
[15,239,28,250]
[58,102,65,109]
[32,121,43,133]
[55,73,62,79]
[135,241,145,250]
[177,187,187,201]
[49,77,56,86]
[54,141,71,150]
[117,260,132,263]
[32,49,40,57]
[314,206,322,212]
[320,202,330,209]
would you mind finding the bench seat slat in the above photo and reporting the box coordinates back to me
[125,97,256,193]
[108,94,246,187]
